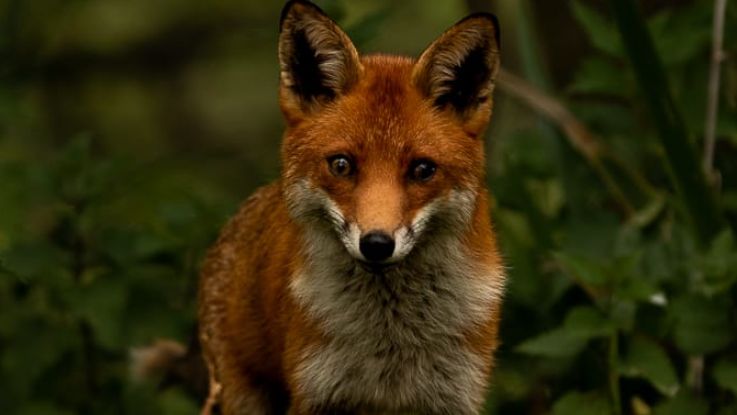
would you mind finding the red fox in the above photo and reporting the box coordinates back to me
[198,1,505,413]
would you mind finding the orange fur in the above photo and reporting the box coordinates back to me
[199,1,504,414]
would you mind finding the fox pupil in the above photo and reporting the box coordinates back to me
[410,160,437,182]
[329,156,352,177]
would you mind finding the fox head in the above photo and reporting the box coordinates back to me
[278,0,500,266]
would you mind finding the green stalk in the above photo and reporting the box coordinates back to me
[608,0,724,246]
[609,333,622,415]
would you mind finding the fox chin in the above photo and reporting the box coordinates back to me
[198,1,506,414]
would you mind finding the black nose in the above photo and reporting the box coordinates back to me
[359,231,395,262]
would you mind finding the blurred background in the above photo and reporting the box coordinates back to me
[1,0,736,414]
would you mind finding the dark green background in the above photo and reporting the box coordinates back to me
[1,0,737,413]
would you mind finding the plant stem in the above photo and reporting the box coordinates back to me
[686,355,705,393]
[69,200,99,397]
[609,333,622,415]
[608,0,724,246]
[703,0,728,180]
[609,154,661,199]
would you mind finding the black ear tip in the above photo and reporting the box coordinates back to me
[279,0,327,32]
[458,12,501,49]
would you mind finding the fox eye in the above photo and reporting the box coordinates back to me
[328,155,354,177]
[409,159,437,182]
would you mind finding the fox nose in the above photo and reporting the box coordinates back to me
[359,231,395,262]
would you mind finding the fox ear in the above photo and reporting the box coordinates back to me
[278,0,362,117]
[413,14,500,131]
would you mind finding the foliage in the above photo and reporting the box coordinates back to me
[0,0,736,414]
[487,1,737,414]
[0,136,231,413]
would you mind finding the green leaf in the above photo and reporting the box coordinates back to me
[55,135,114,205]
[1,319,78,403]
[653,392,708,415]
[555,252,609,286]
[671,294,733,355]
[516,328,588,358]
[610,253,659,304]
[647,6,712,66]
[571,1,623,56]
[620,337,679,396]
[701,230,737,293]
[496,208,536,249]
[517,306,613,357]
[553,391,613,415]
[564,306,615,338]
[70,276,128,350]
[609,299,637,332]
[158,388,199,415]
[568,57,629,96]
[713,358,737,396]
[525,178,565,218]
[98,228,176,265]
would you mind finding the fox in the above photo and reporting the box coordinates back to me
[197,1,505,414]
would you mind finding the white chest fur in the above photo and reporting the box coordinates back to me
[289,229,503,414]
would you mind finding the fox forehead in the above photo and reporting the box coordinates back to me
[282,55,484,178]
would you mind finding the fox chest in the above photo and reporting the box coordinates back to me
[296,331,487,414]
[290,266,497,414]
